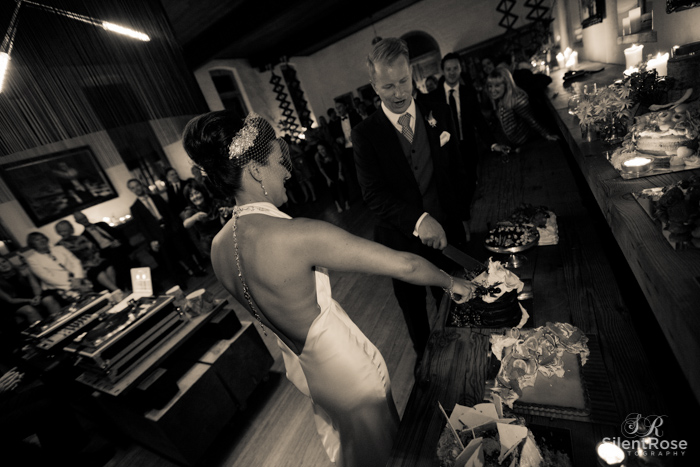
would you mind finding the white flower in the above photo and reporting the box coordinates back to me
[427,111,437,128]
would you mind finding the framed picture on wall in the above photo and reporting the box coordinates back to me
[0,146,117,226]
[580,0,606,28]
[667,0,700,13]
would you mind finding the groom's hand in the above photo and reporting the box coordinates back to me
[417,215,447,250]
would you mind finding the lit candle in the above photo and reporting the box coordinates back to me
[566,51,578,70]
[556,52,566,69]
[622,156,653,175]
[597,441,626,465]
[624,44,644,69]
[647,52,669,76]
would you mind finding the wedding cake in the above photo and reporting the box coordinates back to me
[447,259,527,328]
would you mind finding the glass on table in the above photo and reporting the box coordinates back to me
[583,83,597,99]
[567,94,582,116]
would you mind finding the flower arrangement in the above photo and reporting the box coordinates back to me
[573,83,633,142]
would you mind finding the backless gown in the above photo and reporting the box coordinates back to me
[233,203,400,467]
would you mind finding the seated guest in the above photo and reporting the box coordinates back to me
[181,181,234,256]
[485,67,558,150]
[0,255,62,327]
[72,211,132,290]
[54,220,119,292]
[23,232,92,295]
[314,141,350,213]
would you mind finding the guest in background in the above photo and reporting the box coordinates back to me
[424,75,439,93]
[190,165,225,201]
[24,232,92,295]
[54,221,118,292]
[181,181,234,256]
[73,211,132,290]
[485,67,558,150]
[327,107,338,124]
[314,141,350,213]
[0,255,61,327]
[329,101,362,189]
[164,168,189,217]
[289,140,317,203]
[428,52,496,240]
[127,179,206,290]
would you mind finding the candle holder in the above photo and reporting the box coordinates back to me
[621,156,653,176]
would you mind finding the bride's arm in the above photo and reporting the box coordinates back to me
[291,218,475,302]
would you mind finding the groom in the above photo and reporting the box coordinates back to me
[353,38,471,365]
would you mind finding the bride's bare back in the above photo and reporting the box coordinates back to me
[211,213,323,354]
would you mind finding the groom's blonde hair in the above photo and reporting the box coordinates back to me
[367,38,409,82]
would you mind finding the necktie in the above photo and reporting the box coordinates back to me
[142,197,161,220]
[398,113,413,144]
[449,89,460,139]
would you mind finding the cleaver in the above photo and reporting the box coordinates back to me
[442,244,485,272]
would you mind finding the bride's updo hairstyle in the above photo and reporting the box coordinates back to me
[182,111,277,196]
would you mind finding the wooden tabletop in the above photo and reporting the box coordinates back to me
[386,65,697,466]
[545,62,700,402]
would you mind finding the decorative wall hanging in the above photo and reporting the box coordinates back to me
[269,66,299,140]
[0,146,117,226]
[0,0,207,156]
[580,0,606,28]
[280,64,313,130]
[497,0,519,31]
[667,0,700,13]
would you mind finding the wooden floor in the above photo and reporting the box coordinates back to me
[97,140,698,467]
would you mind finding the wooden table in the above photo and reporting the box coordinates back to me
[545,62,700,402]
[387,66,699,466]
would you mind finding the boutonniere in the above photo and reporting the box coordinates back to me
[426,111,437,128]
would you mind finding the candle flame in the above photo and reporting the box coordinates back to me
[623,157,652,167]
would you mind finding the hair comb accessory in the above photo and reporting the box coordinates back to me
[228,112,261,160]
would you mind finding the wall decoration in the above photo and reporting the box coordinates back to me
[0,146,117,226]
[580,0,606,28]
[280,64,313,130]
[666,0,700,12]
[270,67,300,140]
[497,0,519,31]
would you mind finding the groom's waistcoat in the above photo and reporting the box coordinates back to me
[394,107,445,223]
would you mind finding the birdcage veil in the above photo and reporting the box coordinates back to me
[227,112,291,172]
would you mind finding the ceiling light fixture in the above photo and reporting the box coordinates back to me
[0,0,150,92]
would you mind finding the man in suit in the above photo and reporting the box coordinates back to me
[353,38,471,366]
[428,53,495,239]
[164,168,189,218]
[329,100,363,188]
[126,179,205,290]
[73,211,133,290]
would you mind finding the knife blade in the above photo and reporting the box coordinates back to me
[442,244,485,273]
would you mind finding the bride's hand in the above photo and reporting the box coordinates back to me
[451,278,476,304]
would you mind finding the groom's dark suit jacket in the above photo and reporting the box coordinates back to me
[352,99,469,252]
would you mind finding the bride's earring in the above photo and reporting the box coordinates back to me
[259,180,268,197]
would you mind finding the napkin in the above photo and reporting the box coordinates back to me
[536,211,559,246]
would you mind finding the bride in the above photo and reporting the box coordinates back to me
[182,111,475,467]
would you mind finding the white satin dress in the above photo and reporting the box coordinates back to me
[235,203,400,467]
